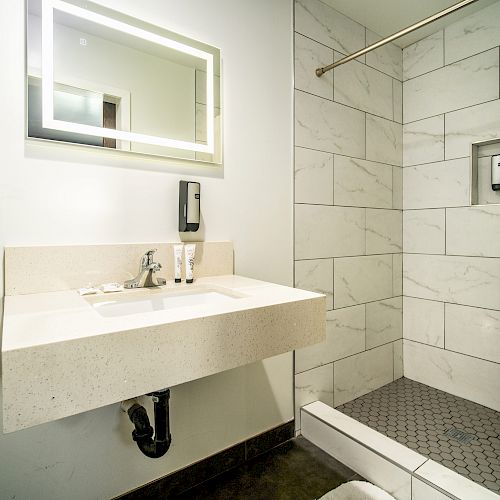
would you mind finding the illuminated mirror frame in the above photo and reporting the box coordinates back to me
[41,0,215,154]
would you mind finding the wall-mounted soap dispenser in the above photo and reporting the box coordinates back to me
[179,181,200,232]
[492,155,500,191]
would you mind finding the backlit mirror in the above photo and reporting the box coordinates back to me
[26,0,222,164]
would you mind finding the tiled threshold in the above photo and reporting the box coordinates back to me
[301,401,500,500]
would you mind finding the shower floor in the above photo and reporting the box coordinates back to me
[337,378,500,494]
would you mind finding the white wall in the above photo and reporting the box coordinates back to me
[401,1,500,411]
[0,1,294,498]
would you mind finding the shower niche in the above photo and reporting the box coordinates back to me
[471,137,500,206]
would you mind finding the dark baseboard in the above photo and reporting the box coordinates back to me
[115,420,295,499]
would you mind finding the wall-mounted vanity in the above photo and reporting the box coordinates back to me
[26,0,222,164]
[2,242,325,433]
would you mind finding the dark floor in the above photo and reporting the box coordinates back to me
[338,377,500,494]
[174,436,362,499]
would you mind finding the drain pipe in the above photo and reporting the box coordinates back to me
[121,389,172,459]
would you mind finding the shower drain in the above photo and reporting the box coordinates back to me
[444,428,476,444]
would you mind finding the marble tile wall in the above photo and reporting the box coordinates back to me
[294,0,403,428]
[402,1,500,411]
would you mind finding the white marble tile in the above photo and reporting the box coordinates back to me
[334,343,394,406]
[403,158,470,209]
[403,340,500,411]
[334,255,393,308]
[303,402,427,472]
[334,156,393,209]
[295,90,365,157]
[478,156,500,205]
[334,55,393,120]
[403,31,443,81]
[393,253,402,295]
[414,459,500,500]
[366,114,402,166]
[445,99,500,160]
[445,1,500,64]
[393,339,403,380]
[403,48,499,123]
[295,204,365,259]
[403,297,444,347]
[366,209,402,254]
[366,30,402,80]
[295,305,365,373]
[393,167,402,209]
[411,477,450,500]
[393,79,403,123]
[403,209,445,254]
[366,297,402,349]
[403,116,444,167]
[445,303,500,364]
[295,33,333,100]
[403,254,500,310]
[295,147,334,205]
[295,258,334,310]
[447,205,500,257]
[295,364,333,425]
[302,409,412,500]
[295,0,365,56]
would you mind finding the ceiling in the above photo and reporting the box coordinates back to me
[321,0,499,47]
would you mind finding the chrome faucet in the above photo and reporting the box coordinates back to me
[124,249,166,289]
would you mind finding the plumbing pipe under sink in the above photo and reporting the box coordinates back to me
[121,389,172,459]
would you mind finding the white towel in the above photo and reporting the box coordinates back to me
[318,481,396,500]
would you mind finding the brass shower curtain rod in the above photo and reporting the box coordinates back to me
[315,0,479,76]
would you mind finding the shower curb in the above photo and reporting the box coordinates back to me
[301,401,499,500]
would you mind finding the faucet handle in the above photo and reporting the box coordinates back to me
[141,249,158,268]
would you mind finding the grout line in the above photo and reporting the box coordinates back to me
[364,303,367,351]
[444,207,447,255]
[295,145,403,167]
[402,97,500,126]
[403,339,500,367]
[404,156,468,169]
[442,29,445,69]
[402,294,500,313]
[392,78,395,122]
[443,302,446,350]
[296,88,399,124]
[332,257,335,309]
[295,202,401,210]
[295,338,401,375]
[402,44,497,84]
[402,251,500,260]
[364,111,367,160]
[392,341,395,380]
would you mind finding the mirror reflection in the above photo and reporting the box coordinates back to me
[26,0,222,163]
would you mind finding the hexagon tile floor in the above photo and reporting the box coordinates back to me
[337,377,500,494]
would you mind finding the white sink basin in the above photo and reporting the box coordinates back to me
[86,286,243,318]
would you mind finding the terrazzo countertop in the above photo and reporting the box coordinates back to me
[2,275,325,432]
